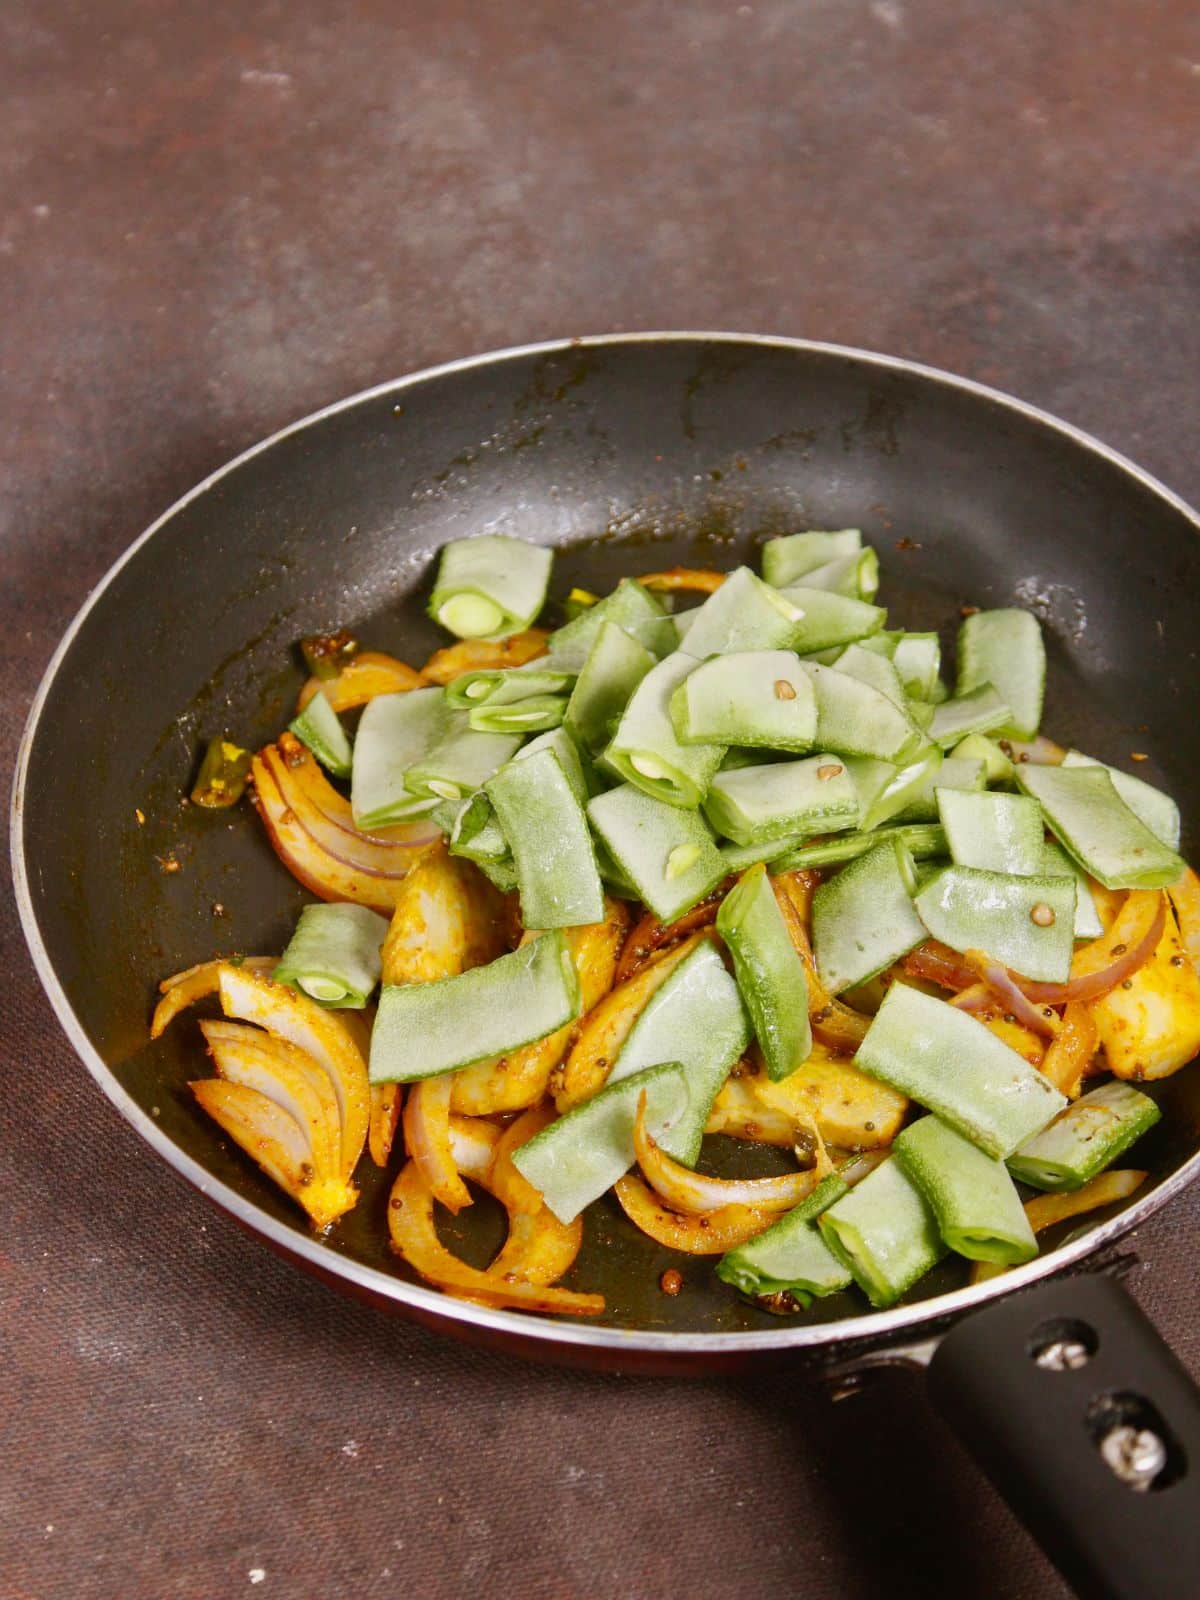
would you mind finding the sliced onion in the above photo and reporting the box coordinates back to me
[957,951,1061,1038]
[1167,867,1200,976]
[265,740,439,864]
[902,940,980,991]
[1024,1168,1147,1232]
[218,964,370,1181]
[636,567,726,595]
[368,1083,403,1167]
[614,892,724,985]
[447,1116,502,1181]
[555,931,711,1110]
[387,1160,603,1316]
[1004,734,1066,766]
[200,1019,343,1182]
[634,1090,822,1215]
[614,1173,775,1254]
[251,756,415,914]
[403,1075,472,1213]
[151,955,275,1038]
[489,1104,559,1218]
[297,651,426,714]
[421,628,550,687]
[1037,1001,1099,1098]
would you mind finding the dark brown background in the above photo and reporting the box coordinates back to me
[4,3,1200,1596]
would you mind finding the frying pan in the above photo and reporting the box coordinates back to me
[12,334,1200,1599]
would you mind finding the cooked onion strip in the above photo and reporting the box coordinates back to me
[1167,867,1200,975]
[636,567,726,595]
[955,950,1061,1038]
[403,1075,472,1212]
[251,757,416,913]
[1037,1002,1099,1098]
[970,1168,1147,1283]
[368,1083,403,1167]
[297,651,426,714]
[771,874,870,1052]
[387,1161,603,1315]
[614,1173,775,1254]
[447,1116,502,1181]
[192,1078,314,1192]
[265,739,439,863]
[200,1019,343,1181]
[421,629,550,686]
[151,956,275,1039]
[218,964,370,1181]
[634,1090,822,1215]
[614,892,724,985]
[380,845,508,987]
[555,931,711,1110]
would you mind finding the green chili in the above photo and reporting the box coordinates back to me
[190,735,252,809]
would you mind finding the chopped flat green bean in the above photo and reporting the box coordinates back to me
[717,864,811,1080]
[957,608,1046,741]
[812,838,927,995]
[928,684,1012,748]
[1016,764,1185,889]
[586,783,727,922]
[273,903,388,1008]
[564,621,655,753]
[486,747,604,929]
[1061,750,1181,850]
[429,535,553,639]
[604,654,726,808]
[761,529,862,588]
[669,649,817,751]
[914,865,1076,982]
[853,983,1066,1158]
[717,1175,851,1303]
[352,688,449,827]
[289,689,353,779]
[705,753,860,846]
[818,1158,946,1308]
[894,1116,1038,1265]
[936,788,1046,876]
[1007,1082,1161,1192]
[548,579,674,668]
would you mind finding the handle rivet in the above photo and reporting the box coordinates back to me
[1099,1425,1167,1491]
[1034,1338,1091,1372]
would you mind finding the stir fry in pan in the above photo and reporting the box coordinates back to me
[154,530,1200,1317]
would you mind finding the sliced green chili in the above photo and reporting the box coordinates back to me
[768,822,947,873]
[429,534,553,639]
[272,902,389,1008]
[853,983,1066,1159]
[191,735,252,809]
[716,863,811,1081]
[893,1115,1038,1265]
[817,1157,946,1309]
[486,746,604,929]
[369,930,580,1084]
[288,688,353,779]
[299,629,357,680]
[1007,1081,1162,1192]
[716,1174,851,1303]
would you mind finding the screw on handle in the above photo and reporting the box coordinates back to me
[927,1274,1200,1600]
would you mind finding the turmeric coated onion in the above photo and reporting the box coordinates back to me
[953,950,1061,1038]
[420,629,550,686]
[614,1173,775,1254]
[297,651,426,714]
[403,1074,472,1213]
[387,1160,603,1316]
[1167,867,1200,976]
[633,1091,823,1215]
[636,567,726,595]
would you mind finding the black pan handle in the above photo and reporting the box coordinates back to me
[926,1274,1200,1600]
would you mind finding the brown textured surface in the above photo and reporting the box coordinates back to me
[4,3,1200,1596]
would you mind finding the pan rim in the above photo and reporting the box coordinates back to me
[12,329,1200,1357]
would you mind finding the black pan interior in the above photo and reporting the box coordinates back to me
[19,336,1200,1334]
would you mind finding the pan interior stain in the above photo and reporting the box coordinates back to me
[16,335,1200,1347]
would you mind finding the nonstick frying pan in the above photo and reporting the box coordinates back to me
[12,334,1200,1599]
